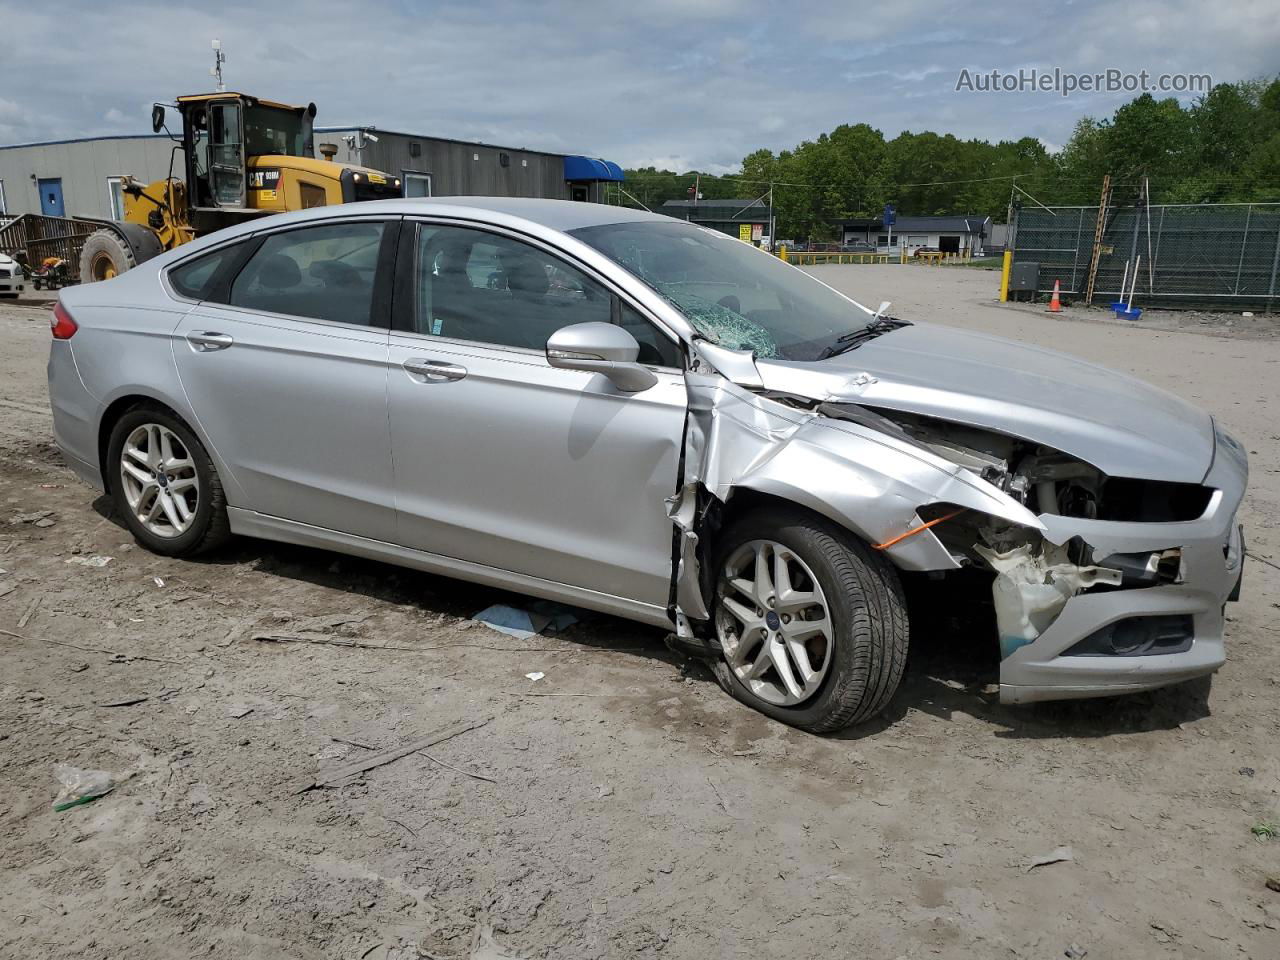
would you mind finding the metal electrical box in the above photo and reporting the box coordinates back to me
[1010,261,1039,290]
[1009,261,1039,302]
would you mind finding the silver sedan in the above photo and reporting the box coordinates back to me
[47,198,1247,731]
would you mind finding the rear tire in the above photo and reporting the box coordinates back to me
[710,507,908,733]
[79,229,136,283]
[106,406,230,557]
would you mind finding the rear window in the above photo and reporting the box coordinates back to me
[227,222,384,325]
[168,245,240,301]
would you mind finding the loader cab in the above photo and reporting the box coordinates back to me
[175,93,316,212]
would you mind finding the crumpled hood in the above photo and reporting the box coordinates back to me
[752,321,1215,484]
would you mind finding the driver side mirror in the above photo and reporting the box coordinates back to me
[546,322,658,393]
[151,104,166,134]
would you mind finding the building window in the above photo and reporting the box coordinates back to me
[876,234,889,247]
[106,177,132,221]
[402,172,432,198]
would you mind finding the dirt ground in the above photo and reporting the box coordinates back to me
[2,264,1278,960]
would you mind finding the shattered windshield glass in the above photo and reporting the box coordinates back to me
[568,219,872,361]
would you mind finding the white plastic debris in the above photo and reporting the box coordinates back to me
[473,601,579,639]
[65,555,113,568]
[52,764,116,811]
[153,577,165,587]
[1024,845,1074,872]
[976,543,1121,658]
[524,672,545,682]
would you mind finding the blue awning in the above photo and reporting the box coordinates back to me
[564,156,625,182]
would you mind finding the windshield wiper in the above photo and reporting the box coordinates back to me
[816,315,910,360]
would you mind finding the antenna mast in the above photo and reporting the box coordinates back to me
[210,39,227,92]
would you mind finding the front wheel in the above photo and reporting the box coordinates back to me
[106,407,230,556]
[79,229,136,283]
[711,508,908,733]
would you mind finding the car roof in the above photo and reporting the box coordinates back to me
[401,197,669,231]
[162,196,674,262]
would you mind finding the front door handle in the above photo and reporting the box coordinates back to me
[403,358,467,383]
[186,331,234,351]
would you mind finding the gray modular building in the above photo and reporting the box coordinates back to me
[836,214,991,255]
[0,125,624,221]
[659,199,773,245]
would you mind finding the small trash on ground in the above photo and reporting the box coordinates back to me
[10,509,54,526]
[17,597,39,628]
[65,555,113,568]
[227,704,254,719]
[524,671,545,682]
[153,577,165,587]
[70,662,89,673]
[597,784,614,799]
[1024,845,1074,872]
[472,600,580,639]
[1266,877,1280,893]
[98,695,149,707]
[52,764,116,811]
[1064,943,1087,959]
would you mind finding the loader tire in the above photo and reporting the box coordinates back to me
[80,229,136,283]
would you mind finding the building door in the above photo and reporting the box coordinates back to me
[38,179,64,217]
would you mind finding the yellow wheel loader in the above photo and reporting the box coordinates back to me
[79,92,402,282]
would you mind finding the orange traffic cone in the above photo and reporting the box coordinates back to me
[1047,279,1062,312]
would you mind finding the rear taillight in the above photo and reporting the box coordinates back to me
[51,302,78,340]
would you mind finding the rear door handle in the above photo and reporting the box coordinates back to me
[403,358,467,383]
[186,331,234,351]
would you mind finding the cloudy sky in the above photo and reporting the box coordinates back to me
[1,0,1277,171]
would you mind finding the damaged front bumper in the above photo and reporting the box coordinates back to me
[998,442,1247,704]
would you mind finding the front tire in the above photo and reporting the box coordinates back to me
[106,407,230,556]
[710,507,908,733]
[79,229,136,283]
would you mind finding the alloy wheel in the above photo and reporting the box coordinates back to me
[119,423,200,538]
[715,539,834,706]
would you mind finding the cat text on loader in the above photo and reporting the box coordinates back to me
[79,92,402,282]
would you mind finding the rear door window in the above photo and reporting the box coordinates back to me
[168,244,243,301]
[228,221,385,325]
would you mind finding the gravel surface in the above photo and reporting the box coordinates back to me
[2,265,1278,959]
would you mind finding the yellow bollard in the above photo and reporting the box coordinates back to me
[780,244,788,263]
[999,250,1013,302]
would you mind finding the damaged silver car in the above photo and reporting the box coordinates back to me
[48,198,1247,732]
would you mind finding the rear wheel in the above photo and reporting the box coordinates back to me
[106,407,230,556]
[79,229,136,283]
[711,508,908,732]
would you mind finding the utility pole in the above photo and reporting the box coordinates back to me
[768,181,775,250]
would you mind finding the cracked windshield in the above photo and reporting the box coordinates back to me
[570,220,871,360]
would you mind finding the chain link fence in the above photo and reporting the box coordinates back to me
[1011,202,1280,311]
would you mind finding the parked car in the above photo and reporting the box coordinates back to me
[0,252,26,297]
[838,241,877,254]
[47,198,1247,732]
